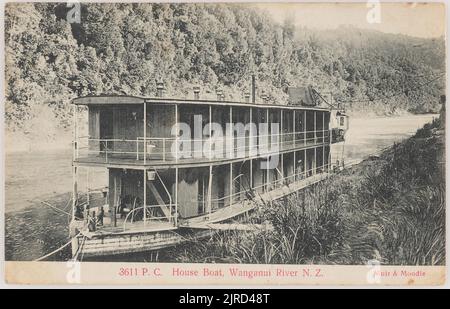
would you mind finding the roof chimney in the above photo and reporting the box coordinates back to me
[216,88,223,101]
[261,90,266,103]
[244,90,251,103]
[156,81,165,97]
[193,86,200,100]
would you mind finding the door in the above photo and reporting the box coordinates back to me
[197,174,208,214]
[100,109,114,152]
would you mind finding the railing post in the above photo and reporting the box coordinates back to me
[249,107,252,157]
[322,112,325,171]
[71,105,78,223]
[293,110,296,148]
[250,158,253,189]
[72,166,77,222]
[304,148,307,178]
[229,163,233,206]
[209,105,212,160]
[229,106,233,159]
[314,111,317,145]
[105,140,108,163]
[323,112,325,145]
[175,104,178,162]
[208,165,212,216]
[314,146,317,175]
[163,138,166,161]
[175,167,178,226]
[136,139,139,160]
[303,111,306,147]
[329,138,332,173]
[144,102,147,165]
[75,106,79,159]
[266,108,269,150]
[143,169,147,226]
[280,109,283,150]
[86,168,90,206]
[293,150,296,182]
[72,105,76,161]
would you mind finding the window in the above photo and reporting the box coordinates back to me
[340,116,345,126]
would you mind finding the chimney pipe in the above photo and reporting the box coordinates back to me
[251,75,256,103]
[193,86,200,100]
[244,90,251,103]
[216,88,223,101]
[156,81,164,97]
[261,90,266,103]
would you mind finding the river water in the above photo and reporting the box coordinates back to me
[332,114,438,166]
[4,114,438,261]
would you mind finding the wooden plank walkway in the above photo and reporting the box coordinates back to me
[186,223,272,232]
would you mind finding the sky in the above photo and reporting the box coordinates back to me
[249,2,446,39]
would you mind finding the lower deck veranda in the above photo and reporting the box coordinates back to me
[72,141,331,237]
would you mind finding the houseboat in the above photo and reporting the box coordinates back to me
[69,86,334,258]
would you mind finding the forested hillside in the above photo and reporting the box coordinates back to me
[5,2,445,132]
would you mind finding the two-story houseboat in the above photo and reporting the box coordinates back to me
[70,88,332,258]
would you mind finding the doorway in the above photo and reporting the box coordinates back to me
[100,109,114,152]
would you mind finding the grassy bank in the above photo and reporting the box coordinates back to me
[169,118,445,265]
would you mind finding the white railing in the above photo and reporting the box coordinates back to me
[209,164,330,211]
[122,203,177,231]
[75,130,331,163]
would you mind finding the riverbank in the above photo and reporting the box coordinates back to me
[168,117,445,265]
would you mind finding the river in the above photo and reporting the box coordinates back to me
[4,114,438,261]
[333,114,438,166]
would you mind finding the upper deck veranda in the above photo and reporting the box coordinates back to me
[72,95,331,168]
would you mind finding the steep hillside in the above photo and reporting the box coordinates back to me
[5,3,445,132]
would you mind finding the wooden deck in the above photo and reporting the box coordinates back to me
[187,223,272,232]
[74,140,329,169]
[87,221,176,237]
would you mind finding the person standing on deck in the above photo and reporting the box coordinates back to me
[88,211,97,232]
[97,207,104,226]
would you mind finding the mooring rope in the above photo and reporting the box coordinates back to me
[39,200,74,218]
[75,235,87,262]
[34,232,81,262]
